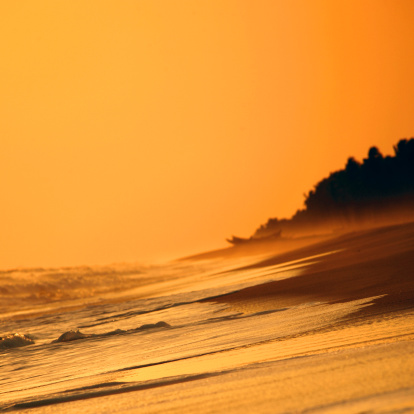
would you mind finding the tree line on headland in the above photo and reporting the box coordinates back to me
[252,138,414,239]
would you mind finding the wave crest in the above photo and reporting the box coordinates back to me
[0,333,35,349]
[52,321,171,343]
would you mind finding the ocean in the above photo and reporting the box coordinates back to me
[1,223,414,413]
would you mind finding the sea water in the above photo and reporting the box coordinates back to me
[1,249,413,413]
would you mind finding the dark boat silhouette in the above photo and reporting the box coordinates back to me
[226,230,282,245]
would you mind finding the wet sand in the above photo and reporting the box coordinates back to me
[203,221,414,319]
[5,221,414,413]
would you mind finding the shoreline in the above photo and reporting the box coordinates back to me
[202,221,414,319]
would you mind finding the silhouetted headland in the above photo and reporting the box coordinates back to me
[230,138,414,244]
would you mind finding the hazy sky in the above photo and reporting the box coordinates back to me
[1,1,414,268]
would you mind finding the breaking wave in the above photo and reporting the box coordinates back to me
[52,321,171,343]
[0,333,35,349]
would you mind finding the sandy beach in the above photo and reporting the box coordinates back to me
[203,221,414,317]
[2,221,414,413]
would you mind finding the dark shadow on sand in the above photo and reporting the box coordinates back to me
[203,221,414,320]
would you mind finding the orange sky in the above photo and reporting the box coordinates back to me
[1,1,414,268]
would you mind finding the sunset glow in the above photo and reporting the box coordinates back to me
[1,1,414,268]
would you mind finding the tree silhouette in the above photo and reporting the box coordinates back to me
[251,138,414,239]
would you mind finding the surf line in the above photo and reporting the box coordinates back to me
[52,321,171,343]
